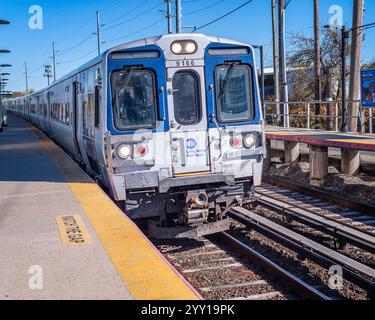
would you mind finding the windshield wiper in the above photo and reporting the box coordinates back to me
[122,68,134,87]
[218,62,236,102]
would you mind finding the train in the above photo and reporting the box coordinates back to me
[0,101,7,131]
[5,33,266,238]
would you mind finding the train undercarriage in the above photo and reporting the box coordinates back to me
[124,178,256,239]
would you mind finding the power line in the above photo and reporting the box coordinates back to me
[54,16,95,44]
[104,0,150,26]
[100,0,125,12]
[57,49,97,65]
[57,2,161,55]
[184,0,226,16]
[193,0,255,32]
[57,34,94,54]
[103,18,164,44]
[55,0,125,44]
[102,2,164,32]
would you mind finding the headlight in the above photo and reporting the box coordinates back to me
[171,42,183,54]
[117,144,132,159]
[171,40,197,55]
[184,42,196,54]
[243,134,256,148]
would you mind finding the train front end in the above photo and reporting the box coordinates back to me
[105,34,265,238]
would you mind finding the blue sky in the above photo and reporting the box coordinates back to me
[1,0,375,92]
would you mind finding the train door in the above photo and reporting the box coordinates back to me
[167,67,210,175]
[72,81,82,159]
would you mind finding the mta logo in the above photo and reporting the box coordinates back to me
[186,138,197,149]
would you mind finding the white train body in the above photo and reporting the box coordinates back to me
[6,34,265,237]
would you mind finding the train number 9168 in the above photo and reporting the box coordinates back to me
[176,59,195,67]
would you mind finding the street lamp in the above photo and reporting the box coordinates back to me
[0,64,11,111]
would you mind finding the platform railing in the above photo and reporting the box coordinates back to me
[264,100,374,134]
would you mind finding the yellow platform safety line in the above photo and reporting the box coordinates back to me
[327,138,375,145]
[38,134,200,300]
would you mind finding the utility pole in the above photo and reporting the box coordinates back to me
[340,25,349,133]
[96,11,101,55]
[176,0,182,33]
[52,41,56,81]
[271,0,280,125]
[44,65,52,86]
[313,0,322,119]
[165,0,173,34]
[348,0,364,132]
[278,0,289,127]
[24,62,29,96]
[259,46,265,113]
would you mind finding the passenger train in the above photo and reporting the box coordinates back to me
[5,33,265,238]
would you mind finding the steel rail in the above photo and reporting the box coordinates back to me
[216,232,331,300]
[255,192,375,252]
[262,174,375,216]
[228,207,375,296]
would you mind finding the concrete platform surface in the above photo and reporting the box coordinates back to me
[0,114,199,300]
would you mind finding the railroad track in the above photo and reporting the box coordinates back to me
[155,234,331,300]
[261,175,375,231]
[228,207,375,297]
[255,176,375,254]
[153,175,375,300]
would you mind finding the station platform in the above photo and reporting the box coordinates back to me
[0,114,200,300]
[266,127,375,152]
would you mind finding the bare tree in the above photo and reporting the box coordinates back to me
[11,89,35,98]
[288,28,350,101]
[362,60,375,70]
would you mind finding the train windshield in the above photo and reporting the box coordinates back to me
[215,64,254,123]
[111,69,157,130]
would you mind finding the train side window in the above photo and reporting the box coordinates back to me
[43,101,47,118]
[62,103,66,123]
[83,100,88,133]
[172,71,201,126]
[65,103,70,124]
[59,103,63,122]
[94,86,100,127]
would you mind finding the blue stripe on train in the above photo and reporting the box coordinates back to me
[106,45,169,135]
[204,43,262,128]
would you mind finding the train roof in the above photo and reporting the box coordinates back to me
[6,33,252,101]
